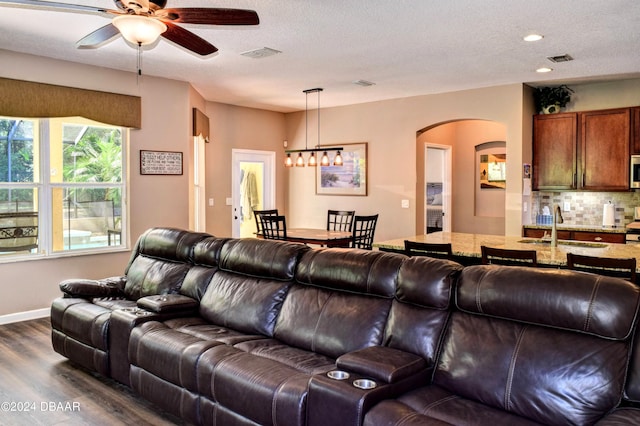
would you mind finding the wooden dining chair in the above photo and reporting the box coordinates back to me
[404,240,453,260]
[253,209,278,236]
[351,214,378,250]
[260,215,287,240]
[566,253,637,283]
[327,210,355,232]
[481,245,537,266]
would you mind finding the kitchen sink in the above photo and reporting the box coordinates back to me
[517,239,608,248]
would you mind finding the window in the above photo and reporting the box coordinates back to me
[0,116,127,258]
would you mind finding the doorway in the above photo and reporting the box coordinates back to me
[424,145,452,233]
[231,149,275,238]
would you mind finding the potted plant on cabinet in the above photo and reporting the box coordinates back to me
[534,85,574,114]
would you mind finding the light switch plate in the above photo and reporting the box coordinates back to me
[225,197,232,206]
[401,199,409,209]
[563,201,570,211]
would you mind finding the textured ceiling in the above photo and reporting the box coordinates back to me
[0,0,639,112]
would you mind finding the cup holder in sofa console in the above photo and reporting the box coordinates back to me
[327,370,350,380]
[353,379,377,390]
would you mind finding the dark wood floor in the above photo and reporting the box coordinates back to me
[0,317,186,426]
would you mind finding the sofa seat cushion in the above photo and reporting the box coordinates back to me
[128,318,265,392]
[233,338,336,374]
[201,342,335,426]
[596,407,640,425]
[92,297,137,311]
[364,385,542,426]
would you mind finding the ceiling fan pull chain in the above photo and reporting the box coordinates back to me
[137,42,143,80]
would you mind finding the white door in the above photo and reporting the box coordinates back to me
[425,145,452,233]
[231,149,276,238]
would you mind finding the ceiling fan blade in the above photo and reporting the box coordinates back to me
[76,24,121,49]
[0,0,116,15]
[161,22,218,56]
[159,8,259,25]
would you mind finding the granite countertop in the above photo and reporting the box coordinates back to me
[523,224,627,234]
[374,232,640,268]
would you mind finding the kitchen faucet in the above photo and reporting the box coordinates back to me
[551,204,564,247]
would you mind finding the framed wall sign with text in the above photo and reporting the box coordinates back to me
[140,150,183,175]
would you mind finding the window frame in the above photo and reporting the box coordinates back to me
[0,116,129,262]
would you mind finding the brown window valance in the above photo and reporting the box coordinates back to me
[0,77,141,129]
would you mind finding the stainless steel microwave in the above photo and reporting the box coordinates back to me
[632,155,640,188]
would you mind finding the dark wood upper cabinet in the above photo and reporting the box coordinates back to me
[533,107,632,191]
[632,107,640,154]
[579,108,630,191]
[533,113,577,190]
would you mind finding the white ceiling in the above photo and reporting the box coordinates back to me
[1,0,639,112]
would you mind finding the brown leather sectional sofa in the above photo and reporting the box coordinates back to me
[50,227,640,425]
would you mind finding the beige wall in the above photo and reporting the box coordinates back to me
[418,120,507,235]
[0,50,195,318]
[284,84,527,242]
[203,102,287,237]
[1,48,638,319]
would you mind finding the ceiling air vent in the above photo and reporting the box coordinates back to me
[353,80,375,87]
[240,47,282,59]
[547,54,574,63]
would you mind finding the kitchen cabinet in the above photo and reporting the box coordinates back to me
[533,113,577,190]
[632,107,640,154]
[579,108,630,190]
[572,231,626,244]
[522,228,626,244]
[523,228,571,240]
[533,107,631,191]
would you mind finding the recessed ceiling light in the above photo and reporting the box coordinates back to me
[536,67,553,73]
[524,34,544,42]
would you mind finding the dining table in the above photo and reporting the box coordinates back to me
[285,228,353,247]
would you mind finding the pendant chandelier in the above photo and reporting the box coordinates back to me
[285,88,343,167]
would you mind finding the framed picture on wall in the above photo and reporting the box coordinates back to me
[316,142,368,196]
[140,150,183,175]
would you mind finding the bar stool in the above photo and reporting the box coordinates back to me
[566,253,636,284]
[481,245,537,266]
[404,240,453,260]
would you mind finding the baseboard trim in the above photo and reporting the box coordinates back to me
[0,308,50,325]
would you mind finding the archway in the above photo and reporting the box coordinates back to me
[416,119,508,235]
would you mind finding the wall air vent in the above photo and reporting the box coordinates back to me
[240,47,282,59]
[547,54,574,63]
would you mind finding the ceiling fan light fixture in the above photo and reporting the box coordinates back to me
[113,15,167,45]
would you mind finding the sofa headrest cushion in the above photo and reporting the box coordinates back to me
[295,248,402,297]
[458,265,640,340]
[396,256,463,309]
[193,236,229,267]
[219,239,309,281]
[126,227,211,274]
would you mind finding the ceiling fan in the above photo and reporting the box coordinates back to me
[0,0,259,56]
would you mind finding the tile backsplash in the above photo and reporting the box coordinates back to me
[531,191,640,227]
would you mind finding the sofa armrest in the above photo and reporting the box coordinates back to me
[337,346,427,384]
[59,276,126,298]
[137,294,199,314]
